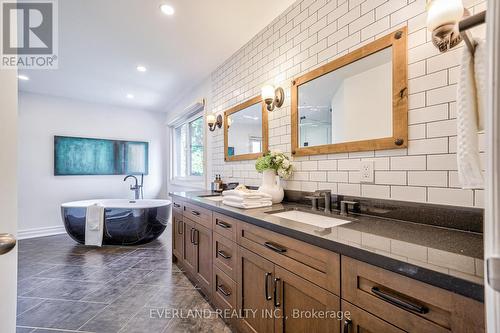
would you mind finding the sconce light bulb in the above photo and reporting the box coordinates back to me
[206,114,216,126]
[426,0,464,31]
[261,85,276,101]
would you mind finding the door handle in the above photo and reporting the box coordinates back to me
[173,203,181,208]
[190,228,195,244]
[343,319,352,333]
[273,277,281,307]
[193,229,199,245]
[177,220,183,234]
[191,210,201,216]
[264,272,272,300]
[0,233,16,255]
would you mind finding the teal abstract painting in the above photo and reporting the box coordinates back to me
[54,136,149,176]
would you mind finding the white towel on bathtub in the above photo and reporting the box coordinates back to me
[85,203,105,246]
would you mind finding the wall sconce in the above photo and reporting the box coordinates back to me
[426,0,466,52]
[261,85,285,112]
[207,113,223,132]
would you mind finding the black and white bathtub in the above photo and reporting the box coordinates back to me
[61,199,171,245]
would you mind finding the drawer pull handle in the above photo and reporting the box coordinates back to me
[217,250,231,259]
[173,203,181,208]
[265,272,272,300]
[217,284,231,296]
[216,220,232,229]
[264,242,287,253]
[371,287,428,314]
[177,220,183,235]
[273,277,281,307]
[343,319,352,333]
[191,210,201,216]
[190,228,195,244]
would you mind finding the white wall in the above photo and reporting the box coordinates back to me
[18,92,167,237]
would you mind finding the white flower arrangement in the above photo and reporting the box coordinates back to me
[255,150,294,179]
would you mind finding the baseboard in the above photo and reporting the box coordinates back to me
[17,225,66,240]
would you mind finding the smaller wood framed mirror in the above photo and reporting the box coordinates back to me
[291,28,408,156]
[224,96,269,161]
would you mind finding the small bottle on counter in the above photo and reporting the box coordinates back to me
[211,174,224,193]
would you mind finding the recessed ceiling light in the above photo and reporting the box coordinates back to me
[17,74,30,81]
[126,94,135,99]
[136,65,147,72]
[160,4,174,16]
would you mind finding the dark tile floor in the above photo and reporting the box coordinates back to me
[16,227,232,333]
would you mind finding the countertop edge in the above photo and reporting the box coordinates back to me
[170,193,484,303]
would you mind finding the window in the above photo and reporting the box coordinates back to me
[172,115,204,181]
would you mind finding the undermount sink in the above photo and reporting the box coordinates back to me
[270,210,351,229]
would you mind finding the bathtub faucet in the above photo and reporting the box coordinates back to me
[123,174,143,200]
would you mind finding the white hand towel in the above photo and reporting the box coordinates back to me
[222,189,272,200]
[457,39,485,189]
[222,199,272,209]
[85,203,105,246]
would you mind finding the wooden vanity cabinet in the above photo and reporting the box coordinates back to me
[170,197,485,333]
[172,212,184,262]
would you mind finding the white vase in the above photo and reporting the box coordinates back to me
[259,169,284,204]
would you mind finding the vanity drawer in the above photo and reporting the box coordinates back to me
[213,232,237,280]
[213,212,238,241]
[341,300,405,333]
[212,265,237,311]
[341,257,484,333]
[183,202,212,230]
[237,222,340,295]
[172,198,184,213]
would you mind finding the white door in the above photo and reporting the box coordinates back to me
[0,67,19,331]
[485,1,500,332]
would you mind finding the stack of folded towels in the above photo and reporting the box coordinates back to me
[222,185,272,209]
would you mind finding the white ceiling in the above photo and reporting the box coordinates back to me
[18,0,295,112]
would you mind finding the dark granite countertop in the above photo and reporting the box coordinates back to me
[169,191,484,302]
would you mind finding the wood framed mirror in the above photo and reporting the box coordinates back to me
[224,96,269,161]
[291,28,408,156]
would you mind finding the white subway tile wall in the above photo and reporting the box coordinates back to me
[208,0,486,208]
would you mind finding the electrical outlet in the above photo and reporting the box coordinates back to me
[360,160,374,183]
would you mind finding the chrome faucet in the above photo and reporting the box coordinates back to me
[340,200,359,216]
[306,190,332,213]
[315,190,331,213]
[124,174,143,200]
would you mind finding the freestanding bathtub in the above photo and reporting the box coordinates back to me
[61,199,171,245]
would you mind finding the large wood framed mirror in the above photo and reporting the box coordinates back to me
[224,96,268,161]
[291,28,408,156]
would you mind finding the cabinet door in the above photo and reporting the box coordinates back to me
[194,223,212,297]
[237,246,275,333]
[274,266,341,333]
[341,300,406,333]
[182,217,197,276]
[172,212,184,262]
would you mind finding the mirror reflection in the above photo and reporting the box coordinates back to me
[298,47,393,148]
[227,102,263,157]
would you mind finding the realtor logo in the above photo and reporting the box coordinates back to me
[1,0,58,69]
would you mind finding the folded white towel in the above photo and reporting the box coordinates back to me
[457,38,485,189]
[222,189,272,200]
[85,203,105,246]
[222,199,272,209]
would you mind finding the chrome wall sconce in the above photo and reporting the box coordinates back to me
[207,114,223,132]
[261,84,285,112]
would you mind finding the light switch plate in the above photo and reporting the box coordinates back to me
[360,160,374,183]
